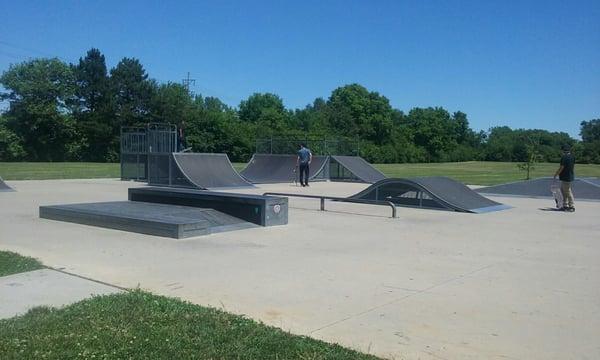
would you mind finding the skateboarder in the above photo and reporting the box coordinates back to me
[178,121,191,152]
[297,143,312,187]
[553,144,575,212]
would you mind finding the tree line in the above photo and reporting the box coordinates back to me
[1,48,598,164]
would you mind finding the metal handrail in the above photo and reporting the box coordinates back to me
[263,192,397,218]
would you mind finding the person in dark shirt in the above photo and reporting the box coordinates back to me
[297,143,312,187]
[178,121,188,152]
[553,145,575,212]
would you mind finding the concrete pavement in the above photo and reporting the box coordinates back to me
[0,178,599,359]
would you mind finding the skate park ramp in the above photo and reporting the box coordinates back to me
[171,153,254,190]
[350,177,510,213]
[0,177,14,192]
[476,177,600,201]
[240,154,328,184]
[329,156,387,184]
[40,201,257,239]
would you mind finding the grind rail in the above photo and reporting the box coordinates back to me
[263,192,397,218]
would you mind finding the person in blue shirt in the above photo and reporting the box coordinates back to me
[297,143,312,187]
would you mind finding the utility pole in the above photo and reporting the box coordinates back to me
[181,72,196,96]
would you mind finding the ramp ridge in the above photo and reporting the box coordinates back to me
[351,177,509,213]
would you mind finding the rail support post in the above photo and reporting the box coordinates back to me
[320,197,325,211]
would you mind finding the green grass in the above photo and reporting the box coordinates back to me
[0,162,120,180]
[0,290,380,360]
[3,161,600,185]
[374,161,600,185]
[0,251,44,277]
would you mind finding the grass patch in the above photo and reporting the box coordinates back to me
[0,290,379,360]
[0,162,120,180]
[374,161,600,185]
[3,161,600,185]
[0,251,44,277]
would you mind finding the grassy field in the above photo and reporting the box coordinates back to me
[0,290,379,360]
[0,251,44,277]
[0,162,120,180]
[374,161,600,186]
[2,161,600,185]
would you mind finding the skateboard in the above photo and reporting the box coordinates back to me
[550,181,563,209]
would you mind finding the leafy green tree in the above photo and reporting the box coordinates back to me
[0,115,26,160]
[150,82,195,126]
[579,119,600,163]
[516,136,542,180]
[238,93,287,136]
[325,84,394,145]
[0,58,80,161]
[406,107,458,161]
[73,48,115,161]
[110,58,156,127]
[580,119,600,142]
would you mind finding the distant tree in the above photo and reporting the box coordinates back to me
[238,93,285,123]
[0,58,80,161]
[516,136,542,180]
[110,58,156,127]
[579,119,600,163]
[73,48,115,161]
[150,82,194,125]
[580,119,600,143]
[406,107,458,161]
[326,84,394,145]
[238,93,287,136]
[0,115,26,160]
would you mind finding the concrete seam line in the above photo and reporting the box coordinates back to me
[43,266,130,292]
[309,263,496,334]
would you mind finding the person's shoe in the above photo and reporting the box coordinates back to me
[566,207,575,212]
[306,183,310,187]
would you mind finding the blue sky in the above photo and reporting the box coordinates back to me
[1,0,598,138]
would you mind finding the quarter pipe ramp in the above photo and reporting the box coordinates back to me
[330,156,386,184]
[149,153,254,190]
[0,177,14,192]
[351,176,510,213]
[241,154,328,184]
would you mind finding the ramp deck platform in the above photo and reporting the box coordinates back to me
[129,187,288,226]
[39,201,256,239]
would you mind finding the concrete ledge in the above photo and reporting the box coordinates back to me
[39,201,255,239]
[129,187,288,226]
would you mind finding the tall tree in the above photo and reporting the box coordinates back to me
[0,58,79,161]
[110,58,155,127]
[326,84,394,145]
[580,119,600,143]
[238,93,287,136]
[73,48,114,161]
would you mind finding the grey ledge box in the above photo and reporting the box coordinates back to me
[128,187,288,227]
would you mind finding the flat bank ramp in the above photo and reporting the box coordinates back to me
[476,177,600,201]
[172,153,254,190]
[0,177,14,192]
[241,154,328,184]
[351,177,510,213]
[330,156,386,183]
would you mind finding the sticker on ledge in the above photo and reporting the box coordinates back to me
[273,204,281,214]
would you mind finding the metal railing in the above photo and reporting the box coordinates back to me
[263,192,397,218]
